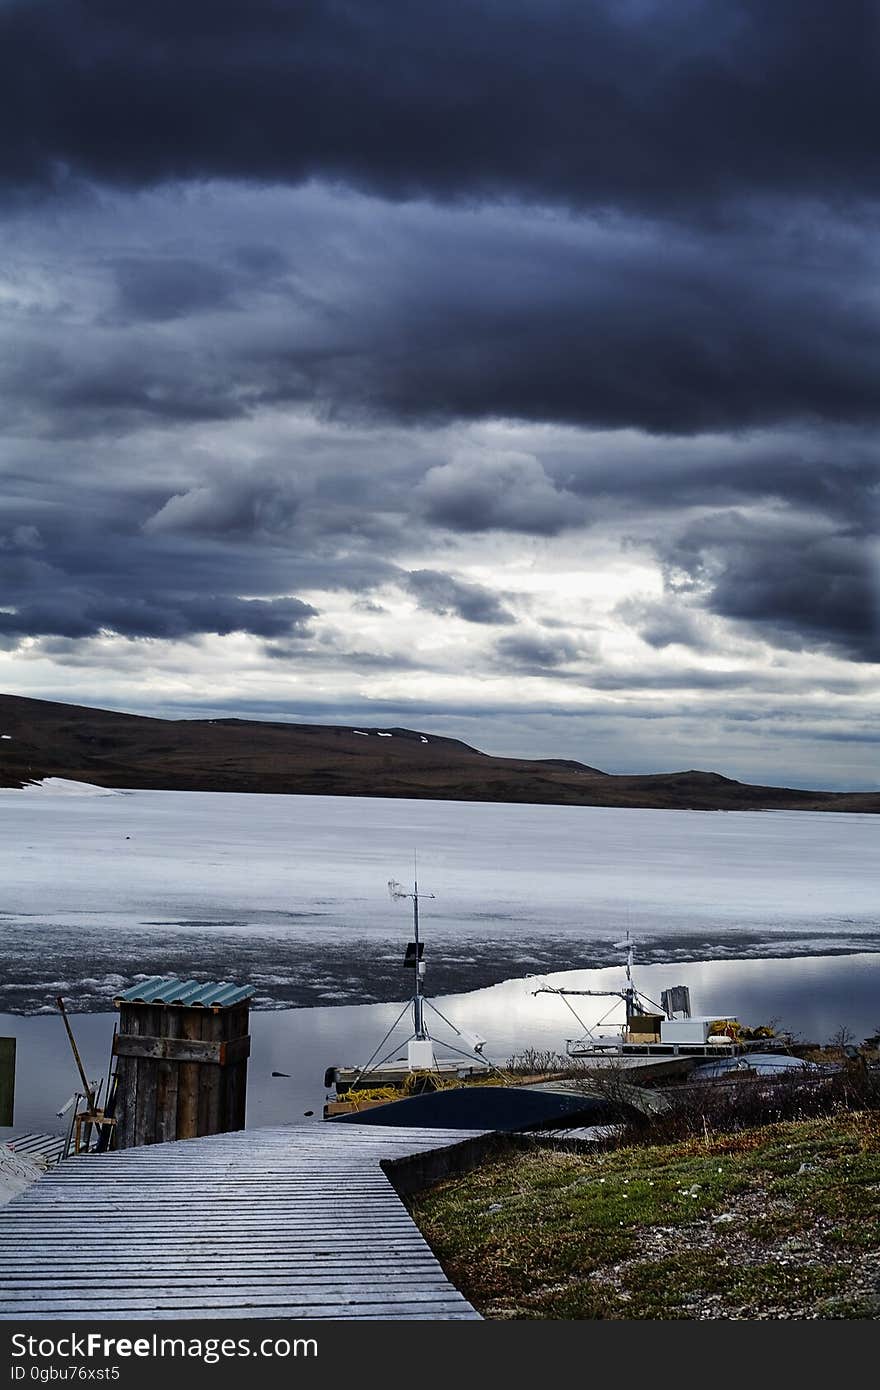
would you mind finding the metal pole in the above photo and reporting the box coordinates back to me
[352,1001,412,1083]
[412,877,426,1039]
[61,1099,79,1161]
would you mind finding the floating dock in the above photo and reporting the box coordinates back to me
[0,1123,488,1320]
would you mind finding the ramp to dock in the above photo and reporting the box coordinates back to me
[0,1124,488,1321]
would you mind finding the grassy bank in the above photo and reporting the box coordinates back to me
[410,1110,880,1319]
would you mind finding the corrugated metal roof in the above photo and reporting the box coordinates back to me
[113,977,256,1008]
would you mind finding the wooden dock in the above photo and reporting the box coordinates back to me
[0,1123,487,1321]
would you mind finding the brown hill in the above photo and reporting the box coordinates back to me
[0,692,876,812]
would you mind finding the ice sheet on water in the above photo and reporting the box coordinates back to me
[0,789,876,1013]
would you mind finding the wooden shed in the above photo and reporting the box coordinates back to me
[111,977,255,1149]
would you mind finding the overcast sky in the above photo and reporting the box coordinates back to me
[1,0,878,788]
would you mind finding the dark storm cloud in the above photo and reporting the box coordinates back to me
[4,339,249,435]
[144,473,302,538]
[415,451,582,533]
[3,1,879,218]
[404,570,514,626]
[616,597,713,652]
[656,511,880,662]
[0,593,315,643]
[262,641,422,672]
[111,258,239,322]
[496,633,586,671]
[562,436,880,533]
[10,190,880,440]
[0,4,877,796]
[0,497,316,647]
[0,448,411,653]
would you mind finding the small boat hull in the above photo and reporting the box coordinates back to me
[327,1084,614,1131]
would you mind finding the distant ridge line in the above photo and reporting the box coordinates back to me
[0,692,876,813]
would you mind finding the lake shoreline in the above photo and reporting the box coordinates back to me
[4,949,880,1139]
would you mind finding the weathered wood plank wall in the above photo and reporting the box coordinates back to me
[114,1002,250,1148]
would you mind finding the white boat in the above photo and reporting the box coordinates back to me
[534,934,765,1060]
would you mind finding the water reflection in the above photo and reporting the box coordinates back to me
[434,953,880,1054]
[3,952,879,1137]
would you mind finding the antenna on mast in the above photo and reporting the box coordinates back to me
[388,861,434,1052]
[343,864,495,1090]
[612,930,641,1019]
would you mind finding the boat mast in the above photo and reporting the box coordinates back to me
[623,931,637,1021]
[533,931,655,1045]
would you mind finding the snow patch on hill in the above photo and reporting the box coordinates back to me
[17,777,119,797]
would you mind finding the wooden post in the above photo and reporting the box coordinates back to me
[0,1037,15,1127]
[225,1006,249,1131]
[117,1005,140,1150]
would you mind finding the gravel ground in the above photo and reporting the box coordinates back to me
[570,1184,880,1319]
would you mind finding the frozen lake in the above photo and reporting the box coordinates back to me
[0,785,877,1015]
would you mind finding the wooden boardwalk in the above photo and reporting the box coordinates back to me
[4,1133,68,1167]
[0,1124,487,1320]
